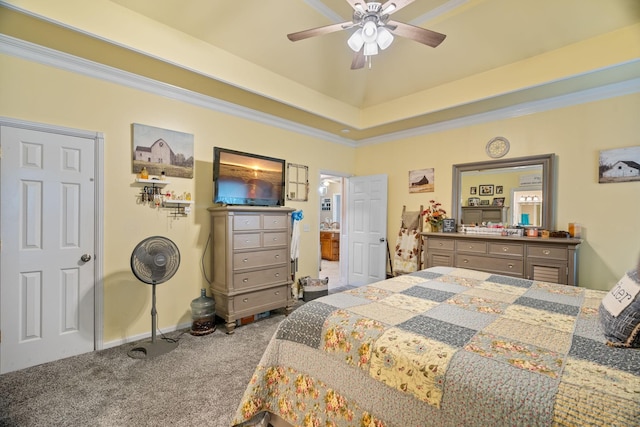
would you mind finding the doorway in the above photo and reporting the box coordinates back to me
[319,173,345,291]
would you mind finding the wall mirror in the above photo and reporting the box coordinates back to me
[451,154,556,229]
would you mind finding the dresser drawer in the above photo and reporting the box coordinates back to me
[233,285,289,312]
[263,231,288,247]
[488,242,524,257]
[234,215,260,230]
[456,254,523,276]
[427,238,454,251]
[233,248,288,270]
[233,266,288,290]
[527,245,567,260]
[456,241,488,254]
[234,233,261,249]
[263,214,288,230]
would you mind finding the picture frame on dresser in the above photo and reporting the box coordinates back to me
[468,197,480,206]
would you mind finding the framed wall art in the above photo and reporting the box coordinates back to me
[409,168,435,193]
[132,123,194,179]
[479,184,494,196]
[598,145,640,183]
[480,199,490,205]
[470,186,477,195]
[286,163,309,201]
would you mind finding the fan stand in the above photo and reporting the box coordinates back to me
[128,281,178,359]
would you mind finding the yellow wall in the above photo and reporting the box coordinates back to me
[0,54,356,343]
[2,53,639,346]
[355,93,640,291]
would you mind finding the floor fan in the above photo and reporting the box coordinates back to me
[129,236,181,358]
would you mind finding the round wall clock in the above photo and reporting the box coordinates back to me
[486,136,510,158]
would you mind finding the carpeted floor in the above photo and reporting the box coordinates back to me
[0,314,285,427]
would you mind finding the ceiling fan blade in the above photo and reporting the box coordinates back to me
[387,20,446,47]
[287,22,351,42]
[351,49,365,70]
[380,0,415,15]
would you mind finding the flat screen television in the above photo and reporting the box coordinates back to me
[213,147,286,206]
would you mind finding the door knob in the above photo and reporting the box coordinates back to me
[80,254,92,262]
[379,238,386,242]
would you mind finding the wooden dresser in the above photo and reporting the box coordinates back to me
[422,232,582,285]
[320,231,340,261]
[209,206,295,333]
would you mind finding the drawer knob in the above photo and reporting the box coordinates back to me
[273,237,278,241]
[243,258,248,263]
[508,264,514,269]
[243,298,248,303]
[243,278,248,283]
[503,247,509,252]
[274,291,279,295]
[543,250,551,255]
[245,240,250,243]
[439,242,443,246]
[275,254,280,259]
[275,273,280,278]
[468,245,473,249]
[463,259,469,263]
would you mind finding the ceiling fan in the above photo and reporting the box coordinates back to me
[287,0,446,69]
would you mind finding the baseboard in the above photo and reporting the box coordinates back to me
[102,321,192,350]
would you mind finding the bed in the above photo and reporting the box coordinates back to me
[232,267,640,427]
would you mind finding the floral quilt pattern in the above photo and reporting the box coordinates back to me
[233,267,640,427]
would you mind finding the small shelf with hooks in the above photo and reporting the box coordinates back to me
[134,178,193,216]
[163,200,193,217]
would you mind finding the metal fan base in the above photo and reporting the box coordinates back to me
[128,339,178,359]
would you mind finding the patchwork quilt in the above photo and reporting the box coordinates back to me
[232,267,640,427]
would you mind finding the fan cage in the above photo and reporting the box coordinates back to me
[131,236,180,284]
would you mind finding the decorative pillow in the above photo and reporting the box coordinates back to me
[599,263,640,348]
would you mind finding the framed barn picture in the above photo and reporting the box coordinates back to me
[599,146,640,183]
[132,123,194,179]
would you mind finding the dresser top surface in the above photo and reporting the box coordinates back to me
[421,232,582,246]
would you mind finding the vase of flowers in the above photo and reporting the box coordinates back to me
[421,200,447,232]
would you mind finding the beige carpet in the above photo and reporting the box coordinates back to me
[0,314,284,427]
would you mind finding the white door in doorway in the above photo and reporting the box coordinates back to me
[1,126,96,373]
[347,174,388,286]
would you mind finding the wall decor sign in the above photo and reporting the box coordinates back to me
[286,163,309,201]
[442,218,456,232]
[480,199,490,205]
[132,123,194,179]
[409,168,435,193]
[599,145,640,184]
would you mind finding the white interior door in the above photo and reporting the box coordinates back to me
[347,174,388,286]
[1,125,96,373]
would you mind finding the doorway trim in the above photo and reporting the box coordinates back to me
[0,116,105,349]
[319,170,351,286]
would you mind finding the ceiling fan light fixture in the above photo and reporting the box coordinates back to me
[347,29,365,52]
[376,26,394,50]
[381,3,396,15]
[364,41,378,56]
[361,20,378,43]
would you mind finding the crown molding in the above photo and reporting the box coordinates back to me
[1,33,638,148]
[0,34,355,147]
